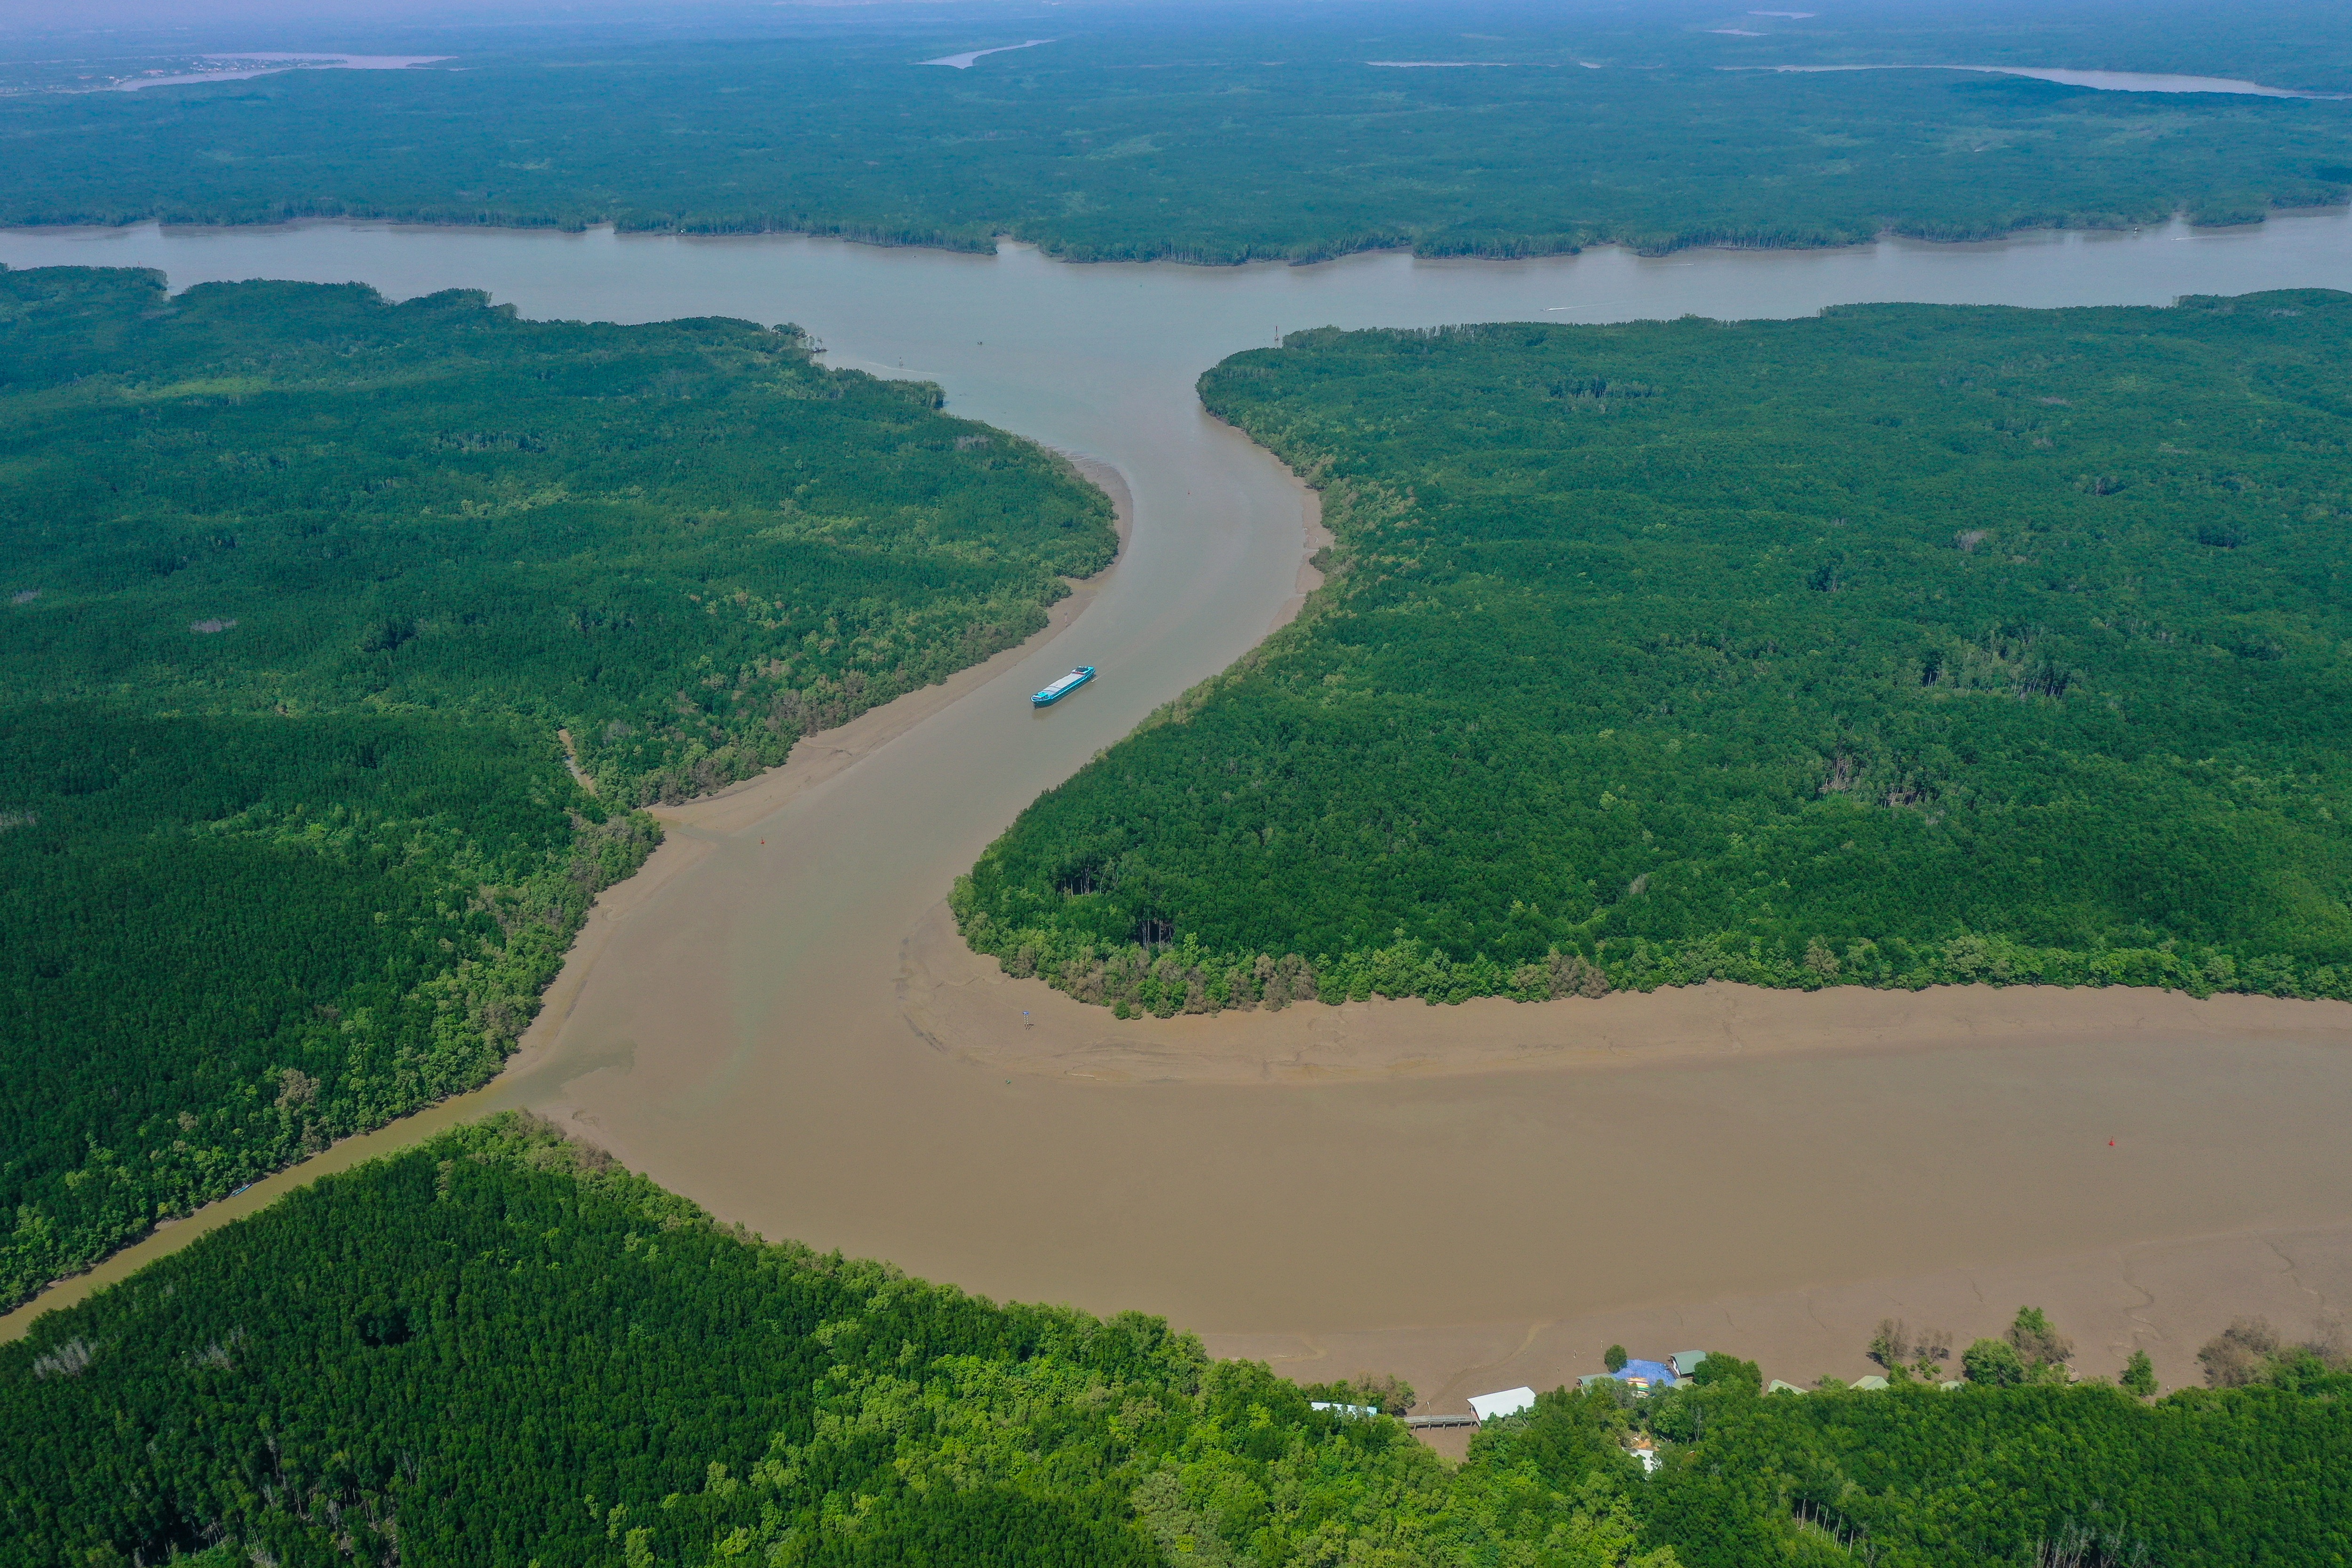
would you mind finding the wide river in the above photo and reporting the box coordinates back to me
[8,215,2352,1400]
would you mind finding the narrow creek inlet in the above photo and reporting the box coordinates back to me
[7,213,2352,1399]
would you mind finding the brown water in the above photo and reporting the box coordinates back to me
[6,215,2352,1388]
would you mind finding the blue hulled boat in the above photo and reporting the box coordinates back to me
[1032,666,1096,707]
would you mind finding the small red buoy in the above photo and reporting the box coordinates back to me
[2109,1140,2115,1146]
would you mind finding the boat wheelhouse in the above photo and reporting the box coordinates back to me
[1032,666,1096,707]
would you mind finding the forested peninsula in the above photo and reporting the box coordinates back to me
[958,290,2352,1016]
[2,23,2350,262]
[4,1113,2345,1568]
[0,265,1116,1310]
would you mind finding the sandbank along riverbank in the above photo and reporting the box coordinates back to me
[900,900,2352,1086]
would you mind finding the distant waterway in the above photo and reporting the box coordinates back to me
[107,55,450,92]
[1739,63,2342,97]
[7,214,2352,1388]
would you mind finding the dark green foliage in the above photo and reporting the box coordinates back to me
[0,703,644,1310]
[0,265,1114,807]
[1,19,2349,263]
[0,1116,1179,1568]
[1641,1373,2352,1567]
[0,1116,1652,1568]
[0,266,1114,1308]
[959,291,2352,1011]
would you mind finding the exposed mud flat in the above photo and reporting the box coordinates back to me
[903,902,2352,1084]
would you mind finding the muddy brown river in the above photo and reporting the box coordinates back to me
[6,215,2351,1402]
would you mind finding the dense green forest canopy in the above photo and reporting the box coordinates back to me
[1641,1357,2352,1567]
[9,0,2352,94]
[0,264,1113,1311]
[0,266,1113,802]
[3,2,2351,260]
[959,290,2352,1015]
[4,1113,2344,1568]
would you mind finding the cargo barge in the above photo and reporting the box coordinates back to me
[1032,666,1096,707]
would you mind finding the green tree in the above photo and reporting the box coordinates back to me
[962,295,2352,1020]
[2198,1318,2282,1387]
[1605,1344,1629,1373]
[2121,1349,2157,1397]
[7,22,2352,265]
[0,267,1117,1310]
[1687,1353,1761,1394]
[1963,1337,2028,1387]
[11,1112,2350,1568]
[2007,1306,2075,1379]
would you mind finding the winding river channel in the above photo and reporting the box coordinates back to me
[8,213,2352,1402]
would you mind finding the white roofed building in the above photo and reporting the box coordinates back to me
[1468,1385,1538,1422]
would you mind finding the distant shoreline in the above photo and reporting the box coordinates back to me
[8,196,2347,275]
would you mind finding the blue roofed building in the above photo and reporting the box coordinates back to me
[1615,1358,1679,1389]
[1579,1358,1682,1394]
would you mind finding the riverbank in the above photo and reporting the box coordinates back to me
[1210,1215,2352,1454]
[4,219,2348,1414]
[0,454,1142,1345]
[900,898,2352,1085]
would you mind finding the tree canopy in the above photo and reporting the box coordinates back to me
[959,292,2352,1015]
[0,265,1114,1308]
[2,15,2350,262]
[5,1114,2344,1568]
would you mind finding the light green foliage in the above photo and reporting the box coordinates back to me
[1963,1339,2028,1388]
[1301,1371,1416,1415]
[1,14,2350,261]
[0,265,1114,1308]
[960,293,2352,1012]
[2122,1349,2158,1396]
[1643,1369,2352,1567]
[1686,1355,1762,1395]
